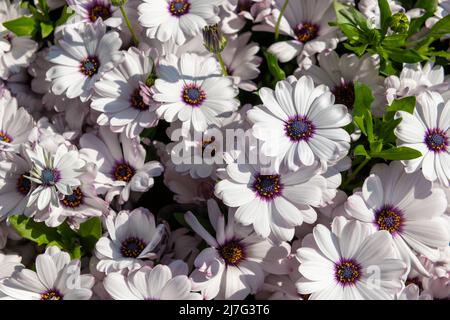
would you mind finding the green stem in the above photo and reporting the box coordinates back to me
[275,0,289,41]
[342,158,371,189]
[217,52,228,76]
[120,5,139,46]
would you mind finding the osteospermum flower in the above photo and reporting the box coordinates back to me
[104,261,202,300]
[296,217,406,300]
[0,246,94,300]
[247,76,352,170]
[95,208,166,273]
[221,32,262,92]
[215,160,328,242]
[25,144,85,213]
[153,53,239,132]
[394,92,450,186]
[46,20,124,102]
[344,161,449,275]
[91,47,159,139]
[138,0,222,45]
[0,96,34,152]
[79,127,164,204]
[67,0,121,27]
[185,200,290,300]
[0,0,38,80]
[253,0,339,64]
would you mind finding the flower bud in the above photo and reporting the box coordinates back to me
[202,24,227,54]
[390,12,409,33]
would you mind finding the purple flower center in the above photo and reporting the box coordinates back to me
[169,0,190,17]
[332,80,355,108]
[253,174,283,200]
[89,3,111,22]
[130,88,149,111]
[335,259,361,286]
[218,240,245,265]
[41,168,60,186]
[375,205,403,234]
[424,128,448,153]
[120,237,146,258]
[284,115,315,142]
[41,289,63,300]
[295,22,319,43]
[80,56,100,77]
[17,174,31,195]
[113,163,135,182]
[182,84,206,107]
[62,187,83,208]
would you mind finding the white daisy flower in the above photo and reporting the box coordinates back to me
[153,52,239,132]
[247,76,352,171]
[221,32,262,92]
[385,62,449,106]
[104,261,202,300]
[0,246,94,300]
[215,160,328,242]
[138,0,222,45]
[25,143,85,214]
[0,252,22,281]
[344,161,449,276]
[67,0,121,28]
[185,199,290,300]
[253,0,339,64]
[0,151,34,220]
[220,0,273,34]
[46,20,124,102]
[426,0,450,39]
[79,127,164,204]
[91,47,159,139]
[297,51,384,114]
[0,0,38,80]
[395,92,450,186]
[397,284,432,300]
[296,217,406,300]
[0,96,34,152]
[94,208,166,273]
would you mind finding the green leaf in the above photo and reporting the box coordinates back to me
[3,16,38,37]
[78,217,102,251]
[422,14,450,42]
[378,0,392,35]
[40,21,53,38]
[370,141,383,154]
[373,146,422,160]
[36,0,49,14]
[8,215,62,246]
[56,6,74,27]
[353,82,374,116]
[262,49,286,82]
[354,145,370,158]
[385,47,425,63]
[387,96,416,114]
[408,0,438,36]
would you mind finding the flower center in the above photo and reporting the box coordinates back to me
[113,163,135,182]
[61,187,83,208]
[120,237,146,258]
[295,22,319,43]
[89,4,111,22]
[218,240,245,265]
[130,88,149,111]
[182,84,206,107]
[80,56,100,77]
[424,128,448,153]
[332,81,355,108]
[335,260,361,286]
[375,205,403,234]
[169,0,190,16]
[17,174,31,195]
[41,289,63,300]
[40,168,60,186]
[284,116,315,142]
[0,131,12,143]
[253,174,283,200]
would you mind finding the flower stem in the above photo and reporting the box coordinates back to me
[275,0,289,41]
[119,5,139,46]
[342,158,370,189]
[217,52,228,76]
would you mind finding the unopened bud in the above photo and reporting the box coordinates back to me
[390,13,409,33]
[202,24,227,54]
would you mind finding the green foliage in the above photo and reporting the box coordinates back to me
[262,49,286,82]
[9,215,102,259]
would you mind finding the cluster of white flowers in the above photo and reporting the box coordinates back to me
[0,0,448,301]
